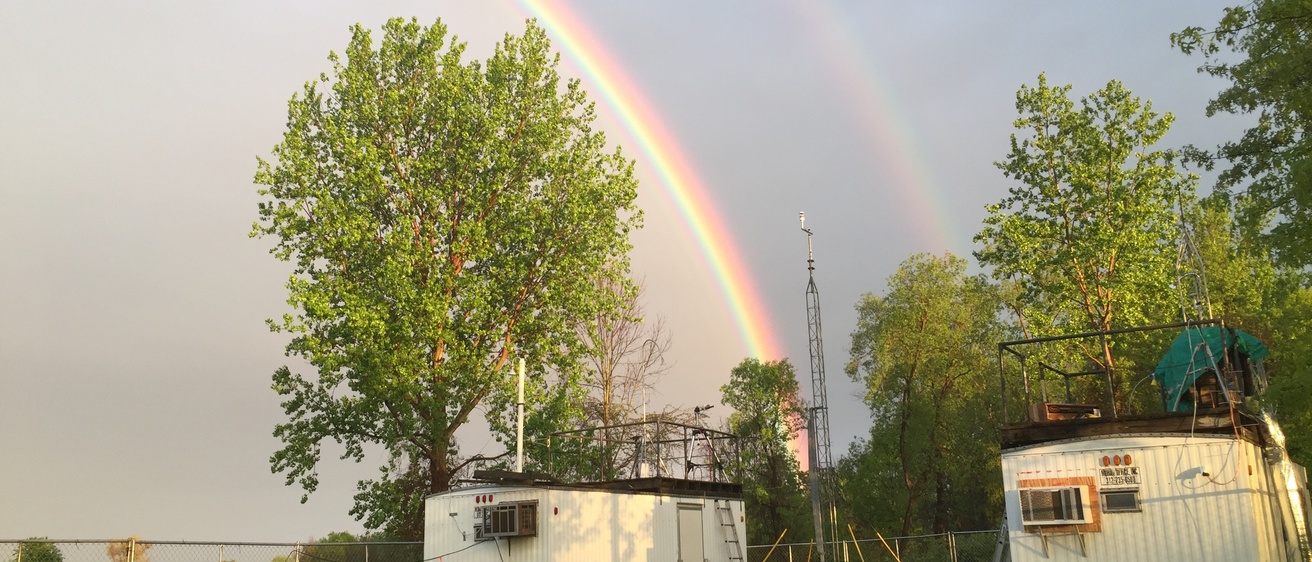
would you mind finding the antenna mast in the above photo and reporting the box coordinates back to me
[800,212,837,561]
[1176,202,1213,322]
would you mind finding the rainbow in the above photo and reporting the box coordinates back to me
[786,2,957,252]
[513,0,785,361]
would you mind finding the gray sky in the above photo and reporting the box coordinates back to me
[0,0,1247,540]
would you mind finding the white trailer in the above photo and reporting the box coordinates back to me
[1000,426,1309,561]
[424,476,746,562]
[994,322,1312,562]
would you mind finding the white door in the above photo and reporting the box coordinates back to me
[678,504,705,562]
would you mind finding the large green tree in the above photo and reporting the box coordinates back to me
[842,253,1008,536]
[975,75,1195,411]
[720,358,810,545]
[1173,0,1312,266]
[1187,195,1312,467]
[1172,1,1312,461]
[254,18,640,538]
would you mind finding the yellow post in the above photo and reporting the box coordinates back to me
[875,532,902,562]
[760,529,789,562]
[847,525,866,562]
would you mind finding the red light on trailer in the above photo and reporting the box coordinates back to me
[1102,456,1111,467]
[1113,455,1122,466]
[1123,454,1132,466]
[554,507,558,515]
[489,494,493,503]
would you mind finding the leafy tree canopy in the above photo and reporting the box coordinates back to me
[843,253,1008,535]
[254,17,640,538]
[975,74,1195,410]
[720,358,809,545]
[1173,0,1312,266]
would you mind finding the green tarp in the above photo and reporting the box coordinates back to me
[1153,326,1269,411]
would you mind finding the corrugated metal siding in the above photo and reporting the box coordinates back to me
[1002,434,1288,562]
[424,485,538,562]
[424,485,744,562]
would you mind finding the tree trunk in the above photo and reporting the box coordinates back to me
[430,448,451,494]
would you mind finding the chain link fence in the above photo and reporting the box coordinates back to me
[0,541,424,562]
[3,532,1003,562]
[746,530,1003,562]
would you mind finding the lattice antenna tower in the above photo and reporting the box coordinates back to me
[800,212,837,561]
[1175,200,1213,323]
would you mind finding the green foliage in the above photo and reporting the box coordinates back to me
[1187,195,1280,335]
[10,540,62,562]
[720,358,810,545]
[254,17,639,538]
[300,533,361,562]
[271,533,421,562]
[1173,0,1312,266]
[975,74,1195,410]
[1267,285,1312,466]
[1177,195,1312,465]
[842,254,1008,536]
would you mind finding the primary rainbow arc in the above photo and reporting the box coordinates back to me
[516,0,785,361]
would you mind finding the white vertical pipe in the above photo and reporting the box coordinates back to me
[517,358,525,472]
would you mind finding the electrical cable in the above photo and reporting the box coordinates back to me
[296,540,491,562]
[1178,323,1243,486]
[1208,397,1244,486]
[417,541,489,562]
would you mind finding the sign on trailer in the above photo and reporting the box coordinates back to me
[1098,466,1141,487]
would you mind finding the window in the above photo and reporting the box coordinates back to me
[1101,489,1141,512]
[1019,486,1090,525]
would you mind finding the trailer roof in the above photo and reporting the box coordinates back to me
[433,472,743,501]
[999,408,1267,450]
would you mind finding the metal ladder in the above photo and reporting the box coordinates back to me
[715,499,744,561]
[991,519,1010,562]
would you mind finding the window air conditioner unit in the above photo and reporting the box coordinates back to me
[480,500,539,538]
[1019,486,1091,525]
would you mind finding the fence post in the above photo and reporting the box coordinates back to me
[364,544,369,562]
[128,538,136,562]
[219,544,224,562]
[16,543,22,562]
[295,544,301,562]
[949,532,957,562]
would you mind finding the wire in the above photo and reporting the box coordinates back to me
[296,541,491,562]
[422,541,489,562]
[1207,399,1244,486]
[1126,374,1154,414]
